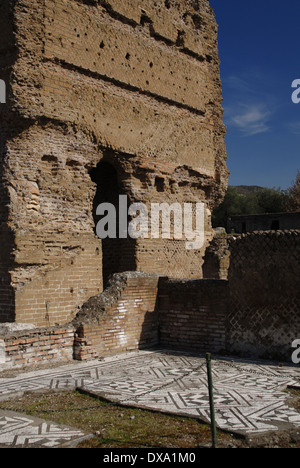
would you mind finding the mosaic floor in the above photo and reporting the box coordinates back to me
[78,350,300,435]
[0,410,87,448]
[0,350,299,447]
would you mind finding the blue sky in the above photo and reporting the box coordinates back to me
[210,0,300,189]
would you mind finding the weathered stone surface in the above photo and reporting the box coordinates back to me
[0,323,36,336]
[0,0,228,326]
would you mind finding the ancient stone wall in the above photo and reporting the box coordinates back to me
[0,0,228,326]
[1,228,299,370]
[0,272,161,370]
[158,277,228,353]
[0,325,75,370]
[73,272,160,360]
[227,231,300,361]
[0,272,228,370]
[202,235,230,280]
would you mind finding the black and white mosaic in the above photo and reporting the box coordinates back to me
[0,350,299,446]
[0,410,86,448]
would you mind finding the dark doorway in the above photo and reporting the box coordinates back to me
[90,160,136,287]
[271,220,280,231]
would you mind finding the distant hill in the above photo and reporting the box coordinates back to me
[230,185,266,195]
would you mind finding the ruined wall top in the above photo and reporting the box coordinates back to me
[0,0,229,326]
[0,0,227,198]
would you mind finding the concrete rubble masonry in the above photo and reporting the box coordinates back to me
[0,0,228,326]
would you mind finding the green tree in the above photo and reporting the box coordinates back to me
[212,187,244,228]
[253,187,290,213]
[288,170,300,211]
[212,186,290,228]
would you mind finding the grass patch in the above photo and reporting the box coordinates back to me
[286,388,300,412]
[1,389,299,448]
[0,390,234,448]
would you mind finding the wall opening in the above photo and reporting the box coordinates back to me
[271,220,280,231]
[90,160,136,287]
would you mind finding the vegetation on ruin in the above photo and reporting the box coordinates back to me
[0,390,233,449]
[288,170,300,211]
[212,170,300,228]
[0,389,299,448]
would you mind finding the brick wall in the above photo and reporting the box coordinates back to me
[0,125,15,322]
[0,226,15,323]
[2,229,299,370]
[0,272,229,370]
[13,232,102,327]
[227,230,300,361]
[0,0,228,325]
[158,277,228,353]
[73,272,160,360]
[0,325,75,369]
[0,125,104,326]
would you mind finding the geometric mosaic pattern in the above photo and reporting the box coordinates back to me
[0,410,87,448]
[78,351,300,435]
[0,350,299,446]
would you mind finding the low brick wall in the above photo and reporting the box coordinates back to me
[4,229,299,370]
[0,273,229,370]
[73,272,160,361]
[158,278,228,353]
[0,325,75,369]
[0,273,232,370]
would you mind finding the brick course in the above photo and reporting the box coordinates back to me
[0,272,228,369]
[73,272,160,360]
[0,325,75,369]
[158,278,228,353]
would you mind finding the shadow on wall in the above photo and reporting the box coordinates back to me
[72,272,229,361]
[72,271,160,360]
[89,160,136,288]
[0,226,15,323]
[0,136,15,322]
[226,231,300,362]
[158,277,228,354]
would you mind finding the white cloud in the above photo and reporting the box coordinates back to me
[223,72,277,136]
[225,75,254,94]
[285,121,300,135]
[226,103,273,136]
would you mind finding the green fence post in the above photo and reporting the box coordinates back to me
[206,353,217,448]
